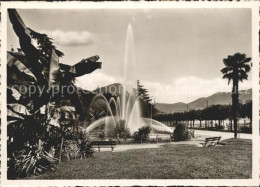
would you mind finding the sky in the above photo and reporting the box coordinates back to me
[7,8,252,103]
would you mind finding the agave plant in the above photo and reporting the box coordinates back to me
[8,141,58,178]
[62,130,94,160]
[77,130,94,159]
[63,139,80,160]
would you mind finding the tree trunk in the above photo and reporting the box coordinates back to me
[59,136,64,163]
[200,120,202,128]
[232,78,239,138]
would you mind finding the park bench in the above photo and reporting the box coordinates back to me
[200,136,222,147]
[91,141,116,152]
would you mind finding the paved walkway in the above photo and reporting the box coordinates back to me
[194,129,252,140]
[94,130,252,152]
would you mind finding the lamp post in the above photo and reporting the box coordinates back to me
[151,96,155,126]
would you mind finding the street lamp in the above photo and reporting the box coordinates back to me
[151,96,155,126]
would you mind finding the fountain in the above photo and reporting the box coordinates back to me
[85,24,172,140]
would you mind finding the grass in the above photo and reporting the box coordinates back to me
[32,138,251,179]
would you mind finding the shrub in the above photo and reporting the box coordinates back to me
[114,120,131,139]
[132,126,151,143]
[173,124,190,141]
[77,131,94,158]
[217,125,224,130]
[240,126,252,133]
[63,140,80,160]
[8,141,58,179]
[62,130,94,160]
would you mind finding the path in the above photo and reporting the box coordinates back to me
[93,130,252,152]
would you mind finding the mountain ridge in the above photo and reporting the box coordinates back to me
[85,83,252,114]
[155,88,252,113]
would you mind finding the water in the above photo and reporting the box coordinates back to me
[85,24,172,138]
[121,24,135,120]
[127,97,144,134]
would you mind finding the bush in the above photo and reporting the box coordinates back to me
[217,125,224,130]
[240,126,252,133]
[173,124,190,141]
[114,120,131,139]
[132,126,151,143]
[77,131,95,158]
[63,130,94,160]
[8,141,58,179]
[63,140,80,160]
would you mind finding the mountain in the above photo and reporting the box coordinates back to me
[155,89,252,113]
[155,102,187,113]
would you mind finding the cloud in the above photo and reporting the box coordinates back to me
[142,76,252,103]
[75,74,252,104]
[75,72,123,91]
[41,29,94,46]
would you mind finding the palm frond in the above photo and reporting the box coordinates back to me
[240,63,251,72]
[238,69,248,82]
[240,57,251,64]
[28,28,64,58]
[222,73,233,85]
[221,52,251,85]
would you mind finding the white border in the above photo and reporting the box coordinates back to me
[1,1,259,186]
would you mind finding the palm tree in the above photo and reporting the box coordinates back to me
[221,53,251,138]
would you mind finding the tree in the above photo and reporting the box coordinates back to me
[132,126,151,143]
[186,110,197,128]
[221,53,251,138]
[240,101,252,125]
[136,80,155,118]
[137,80,151,102]
[173,123,190,141]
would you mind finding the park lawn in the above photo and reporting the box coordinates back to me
[33,138,251,179]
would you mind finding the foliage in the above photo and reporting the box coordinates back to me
[239,101,252,124]
[240,126,252,134]
[137,80,152,103]
[154,102,251,128]
[28,28,64,64]
[8,112,51,155]
[137,80,156,118]
[217,125,224,130]
[89,106,106,123]
[76,131,95,158]
[62,130,94,160]
[173,124,190,141]
[132,126,151,143]
[7,10,97,179]
[7,113,61,178]
[62,131,94,160]
[7,110,96,178]
[8,141,58,179]
[62,140,80,160]
[113,120,131,139]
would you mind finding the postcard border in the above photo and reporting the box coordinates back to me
[1,1,259,186]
